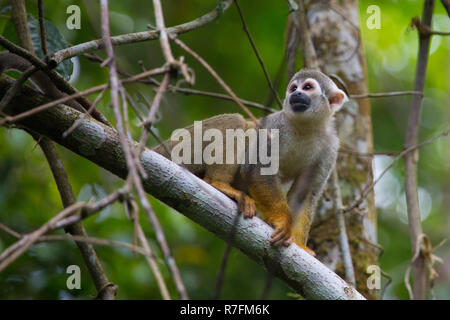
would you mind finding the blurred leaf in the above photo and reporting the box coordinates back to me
[76,183,111,222]
[0,5,11,14]
[28,14,73,80]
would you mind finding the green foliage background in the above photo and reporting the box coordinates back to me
[0,0,448,299]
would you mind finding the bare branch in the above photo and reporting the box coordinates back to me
[350,91,423,99]
[36,135,117,299]
[8,0,115,300]
[124,197,171,300]
[100,0,187,300]
[170,35,258,124]
[152,0,175,64]
[410,16,450,36]
[0,202,85,272]
[37,0,49,56]
[344,128,450,213]
[331,169,356,286]
[287,0,319,70]
[83,53,275,112]
[403,0,435,300]
[0,36,110,126]
[0,66,169,127]
[234,0,283,109]
[0,66,38,112]
[50,0,234,65]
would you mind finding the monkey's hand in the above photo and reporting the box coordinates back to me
[204,179,256,218]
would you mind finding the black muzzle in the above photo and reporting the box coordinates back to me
[289,92,311,112]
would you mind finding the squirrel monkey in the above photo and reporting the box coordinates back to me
[0,52,346,253]
[154,70,347,254]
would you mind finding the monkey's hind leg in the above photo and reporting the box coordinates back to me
[204,178,256,219]
[292,201,316,256]
[246,178,293,247]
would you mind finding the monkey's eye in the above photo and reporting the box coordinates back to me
[303,83,313,90]
[290,84,298,93]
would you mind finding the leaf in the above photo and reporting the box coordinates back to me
[77,183,111,223]
[27,14,73,80]
[94,183,111,222]
[77,184,93,202]
[287,0,299,12]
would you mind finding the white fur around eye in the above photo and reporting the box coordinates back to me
[301,78,322,96]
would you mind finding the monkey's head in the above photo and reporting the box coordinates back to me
[283,69,347,124]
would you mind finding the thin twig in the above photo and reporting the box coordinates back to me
[234,0,283,109]
[50,0,234,65]
[84,53,274,112]
[0,202,85,272]
[124,197,171,300]
[53,189,125,230]
[0,66,38,112]
[37,135,117,299]
[350,91,423,99]
[207,6,257,286]
[37,0,48,56]
[63,87,108,137]
[152,0,175,64]
[136,72,170,163]
[284,3,300,81]
[169,86,275,112]
[120,88,148,180]
[339,147,399,158]
[124,91,171,156]
[10,0,34,54]
[331,168,356,286]
[139,73,170,129]
[0,35,110,126]
[0,222,22,238]
[7,0,115,299]
[0,190,123,268]
[287,0,319,70]
[403,0,435,300]
[170,35,258,124]
[0,66,170,126]
[411,16,450,36]
[100,0,187,300]
[344,128,450,213]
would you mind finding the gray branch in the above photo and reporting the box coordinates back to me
[0,77,365,300]
[50,0,233,65]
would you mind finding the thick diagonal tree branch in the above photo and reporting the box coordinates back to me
[0,77,364,300]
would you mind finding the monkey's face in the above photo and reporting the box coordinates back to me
[283,72,347,124]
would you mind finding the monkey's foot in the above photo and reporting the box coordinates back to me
[269,225,293,247]
[296,243,316,257]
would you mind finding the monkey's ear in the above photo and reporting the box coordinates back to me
[328,89,348,112]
